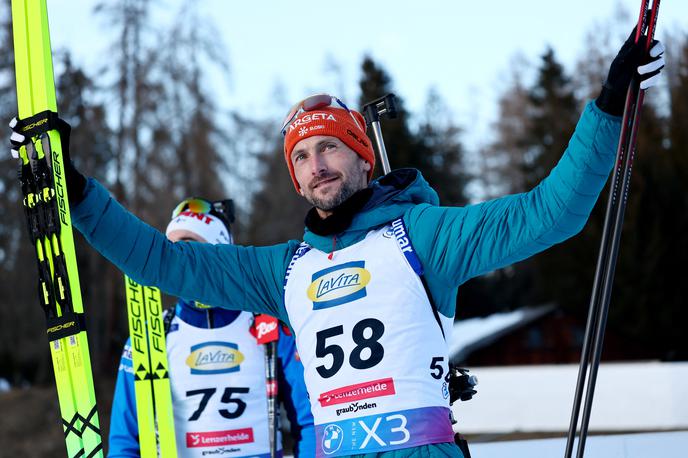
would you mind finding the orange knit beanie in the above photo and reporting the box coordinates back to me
[283,106,375,192]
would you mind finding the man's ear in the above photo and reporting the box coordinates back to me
[362,160,371,172]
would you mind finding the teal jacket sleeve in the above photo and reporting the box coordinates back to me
[71,181,297,323]
[405,101,620,306]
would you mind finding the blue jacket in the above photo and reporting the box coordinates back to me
[76,102,621,457]
[107,301,314,457]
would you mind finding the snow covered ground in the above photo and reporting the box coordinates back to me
[452,362,688,433]
[470,431,688,457]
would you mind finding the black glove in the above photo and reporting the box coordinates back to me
[10,112,87,205]
[596,28,665,116]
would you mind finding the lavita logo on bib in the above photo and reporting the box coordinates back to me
[186,341,244,375]
[308,261,371,309]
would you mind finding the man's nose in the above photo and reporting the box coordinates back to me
[310,152,327,175]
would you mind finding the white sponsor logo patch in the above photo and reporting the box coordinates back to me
[287,113,336,133]
[256,320,277,339]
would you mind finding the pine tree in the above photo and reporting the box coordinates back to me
[148,0,233,220]
[245,125,312,245]
[523,48,580,188]
[463,49,583,318]
[94,0,160,210]
[91,0,243,359]
[607,33,688,360]
[516,48,591,312]
[415,88,468,206]
[358,56,419,176]
[55,52,118,373]
[480,54,532,197]
[357,56,468,205]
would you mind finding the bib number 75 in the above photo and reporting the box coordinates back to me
[186,387,249,421]
[315,318,385,378]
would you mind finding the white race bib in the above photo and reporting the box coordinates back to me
[166,311,281,458]
[284,222,454,456]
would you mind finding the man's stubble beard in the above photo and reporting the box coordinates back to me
[305,173,366,212]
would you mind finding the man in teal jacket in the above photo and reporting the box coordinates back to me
[9,30,665,458]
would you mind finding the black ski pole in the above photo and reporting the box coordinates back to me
[564,1,660,457]
[266,340,278,458]
[362,93,398,174]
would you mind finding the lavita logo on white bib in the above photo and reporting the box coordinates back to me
[307,261,371,309]
[185,341,244,375]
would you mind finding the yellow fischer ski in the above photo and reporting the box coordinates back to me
[10,0,102,456]
[125,275,178,457]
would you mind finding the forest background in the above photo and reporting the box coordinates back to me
[0,0,686,455]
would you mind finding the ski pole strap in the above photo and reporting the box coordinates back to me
[390,218,446,339]
[46,311,86,341]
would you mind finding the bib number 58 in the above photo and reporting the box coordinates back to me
[315,318,385,378]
